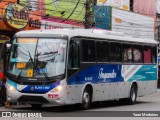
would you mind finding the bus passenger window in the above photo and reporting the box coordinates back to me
[143,46,151,63]
[68,44,79,69]
[82,40,95,62]
[97,41,109,62]
[133,45,142,63]
[122,44,132,63]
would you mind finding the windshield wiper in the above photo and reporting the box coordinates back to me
[28,51,34,65]
[42,72,50,81]
[17,51,34,80]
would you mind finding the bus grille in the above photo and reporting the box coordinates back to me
[17,95,49,104]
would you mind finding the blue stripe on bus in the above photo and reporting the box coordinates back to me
[67,65,157,85]
[7,80,60,93]
[20,82,60,93]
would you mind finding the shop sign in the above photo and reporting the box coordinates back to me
[41,20,82,30]
[4,3,29,29]
[29,18,41,28]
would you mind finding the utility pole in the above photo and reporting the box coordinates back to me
[85,0,95,29]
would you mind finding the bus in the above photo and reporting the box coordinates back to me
[6,29,158,109]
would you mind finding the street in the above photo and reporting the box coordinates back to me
[0,90,160,117]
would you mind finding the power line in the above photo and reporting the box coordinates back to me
[1,0,158,39]
[18,0,86,22]
[61,0,81,22]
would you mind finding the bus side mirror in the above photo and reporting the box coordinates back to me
[1,41,11,59]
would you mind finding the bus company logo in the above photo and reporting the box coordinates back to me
[98,68,117,81]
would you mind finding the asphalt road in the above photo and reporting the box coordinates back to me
[0,90,160,120]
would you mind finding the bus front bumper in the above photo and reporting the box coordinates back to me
[6,87,66,106]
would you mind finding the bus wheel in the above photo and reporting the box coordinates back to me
[127,84,137,105]
[31,104,42,109]
[81,87,92,110]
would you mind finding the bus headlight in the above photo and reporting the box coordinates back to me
[8,85,16,92]
[53,85,62,93]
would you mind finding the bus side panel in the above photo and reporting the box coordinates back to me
[67,64,157,104]
[65,84,84,104]
[101,83,115,101]
[67,64,123,103]
[136,81,144,96]
[115,82,128,99]
[140,80,157,96]
[123,64,157,97]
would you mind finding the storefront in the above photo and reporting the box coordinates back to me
[0,0,41,75]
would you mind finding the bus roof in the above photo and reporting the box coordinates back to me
[15,29,158,44]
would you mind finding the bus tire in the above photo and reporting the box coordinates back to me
[127,84,137,105]
[31,104,42,109]
[81,87,92,110]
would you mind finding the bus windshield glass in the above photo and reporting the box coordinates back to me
[8,37,67,78]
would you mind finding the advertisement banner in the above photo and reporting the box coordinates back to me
[0,2,15,31]
[4,3,29,29]
[41,19,83,30]
[112,7,155,39]
[97,0,130,10]
[45,0,86,21]
[20,0,86,24]
[94,6,111,30]
[0,2,41,31]
[133,0,156,17]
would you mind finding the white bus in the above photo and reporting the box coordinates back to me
[6,29,158,109]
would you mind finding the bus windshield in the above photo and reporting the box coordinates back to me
[8,37,67,78]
